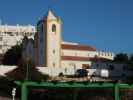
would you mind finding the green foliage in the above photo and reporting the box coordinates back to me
[129,54,133,62]
[114,53,133,68]
[2,36,49,81]
[2,43,23,65]
[129,54,133,67]
[114,53,129,63]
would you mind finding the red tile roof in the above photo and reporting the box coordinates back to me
[61,56,111,62]
[61,56,94,61]
[61,44,96,51]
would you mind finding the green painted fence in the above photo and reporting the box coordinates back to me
[15,81,133,100]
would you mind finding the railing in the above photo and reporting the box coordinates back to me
[15,81,133,100]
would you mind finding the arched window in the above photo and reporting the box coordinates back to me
[52,24,56,32]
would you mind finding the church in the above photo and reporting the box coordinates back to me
[24,10,114,76]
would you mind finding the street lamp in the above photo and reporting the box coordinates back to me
[12,88,16,100]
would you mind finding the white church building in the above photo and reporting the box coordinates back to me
[27,10,115,76]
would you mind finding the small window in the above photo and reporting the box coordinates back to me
[53,62,55,67]
[65,68,67,73]
[69,63,75,67]
[52,24,56,32]
[82,64,90,69]
[53,49,55,54]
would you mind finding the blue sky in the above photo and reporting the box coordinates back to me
[0,0,133,54]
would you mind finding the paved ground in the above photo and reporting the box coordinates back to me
[0,97,11,100]
[0,94,19,100]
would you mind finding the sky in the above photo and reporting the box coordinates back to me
[0,0,133,54]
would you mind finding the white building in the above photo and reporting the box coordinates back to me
[33,10,115,76]
[0,23,36,54]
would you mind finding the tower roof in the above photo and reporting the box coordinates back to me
[46,10,57,20]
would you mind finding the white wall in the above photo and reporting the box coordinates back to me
[97,51,114,60]
[0,24,35,54]
[62,49,98,58]
[61,60,91,75]
[0,65,17,76]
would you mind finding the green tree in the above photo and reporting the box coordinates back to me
[114,53,129,63]
[5,58,49,81]
[129,54,133,62]
[2,36,49,81]
[129,54,133,67]
[2,43,23,65]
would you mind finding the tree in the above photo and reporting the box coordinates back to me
[129,54,133,67]
[114,53,129,63]
[129,54,133,62]
[2,43,23,65]
[2,36,49,81]
[5,58,49,81]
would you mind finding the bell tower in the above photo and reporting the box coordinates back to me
[35,10,61,68]
[46,10,61,68]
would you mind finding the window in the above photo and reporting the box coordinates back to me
[69,63,75,67]
[53,62,55,67]
[52,24,56,32]
[65,68,67,73]
[53,49,55,54]
[82,64,90,69]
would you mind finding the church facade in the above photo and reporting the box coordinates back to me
[33,10,114,76]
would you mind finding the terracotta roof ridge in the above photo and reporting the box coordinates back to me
[61,44,96,51]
